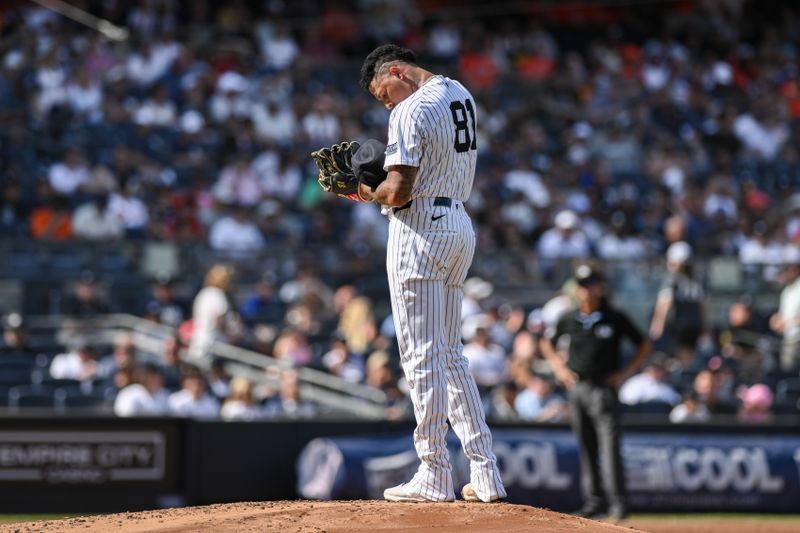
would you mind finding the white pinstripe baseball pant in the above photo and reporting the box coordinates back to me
[387,197,506,502]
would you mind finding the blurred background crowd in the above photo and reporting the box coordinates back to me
[1,0,800,423]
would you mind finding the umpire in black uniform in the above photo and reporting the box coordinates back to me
[540,264,650,520]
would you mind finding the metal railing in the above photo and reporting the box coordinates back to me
[24,314,389,419]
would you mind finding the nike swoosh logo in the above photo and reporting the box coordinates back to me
[431,214,446,221]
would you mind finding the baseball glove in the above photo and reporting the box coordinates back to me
[310,141,367,202]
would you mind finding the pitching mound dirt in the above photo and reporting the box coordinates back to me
[3,500,639,533]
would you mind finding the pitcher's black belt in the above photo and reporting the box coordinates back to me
[394,197,452,213]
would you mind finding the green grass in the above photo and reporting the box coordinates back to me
[629,513,800,521]
[0,514,86,524]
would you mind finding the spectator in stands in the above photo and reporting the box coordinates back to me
[321,334,365,383]
[8,0,800,429]
[503,156,551,211]
[0,313,37,357]
[60,270,110,316]
[105,361,137,399]
[365,350,407,417]
[597,211,648,261]
[209,71,251,123]
[691,368,736,417]
[300,93,340,146]
[252,99,297,146]
[212,154,263,207]
[98,331,138,378]
[488,381,520,421]
[113,362,170,417]
[0,177,32,238]
[669,391,711,424]
[142,274,189,329]
[264,368,315,419]
[335,285,377,356]
[72,193,124,241]
[160,334,185,391]
[221,376,264,421]
[514,374,568,423]
[207,358,231,400]
[134,84,177,128]
[208,203,266,261]
[507,329,545,381]
[272,327,313,366]
[108,180,150,239]
[649,242,710,370]
[739,220,786,283]
[278,265,335,318]
[239,274,285,326]
[463,325,508,391]
[65,67,102,122]
[188,263,238,361]
[536,210,591,282]
[737,383,775,424]
[30,194,72,241]
[718,296,772,384]
[49,340,100,381]
[168,365,220,418]
[461,277,493,320]
[618,354,682,409]
[47,147,90,196]
[769,247,800,373]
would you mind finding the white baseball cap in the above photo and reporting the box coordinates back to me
[783,245,800,265]
[554,209,579,230]
[464,277,493,300]
[666,241,692,264]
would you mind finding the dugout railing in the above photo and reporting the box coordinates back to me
[18,314,389,419]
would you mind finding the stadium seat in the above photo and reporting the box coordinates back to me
[775,378,800,412]
[0,367,34,387]
[627,401,674,415]
[53,388,108,412]
[8,385,55,409]
[0,355,35,370]
[34,376,83,390]
[673,370,698,393]
[98,250,131,273]
[47,249,89,274]
[707,258,743,293]
[91,378,119,401]
[2,251,40,277]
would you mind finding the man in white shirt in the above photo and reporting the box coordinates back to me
[770,247,800,373]
[463,327,508,389]
[537,209,591,259]
[618,356,681,407]
[48,147,89,195]
[168,366,220,418]
[72,194,123,241]
[113,363,170,417]
[208,204,265,260]
[49,341,99,381]
[108,182,149,238]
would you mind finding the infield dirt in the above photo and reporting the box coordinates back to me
[2,500,635,532]
[6,501,800,532]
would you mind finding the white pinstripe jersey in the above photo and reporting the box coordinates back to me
[383,75,477,202]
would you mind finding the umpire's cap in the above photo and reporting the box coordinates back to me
[352,139,388,188]
[574,264,605,286]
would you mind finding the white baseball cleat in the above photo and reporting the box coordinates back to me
[461,483,504,503]
[383,483,453,502]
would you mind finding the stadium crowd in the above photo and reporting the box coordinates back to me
[1,0,800,421]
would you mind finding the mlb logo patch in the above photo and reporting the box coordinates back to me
[595,324,614,339]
